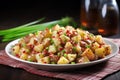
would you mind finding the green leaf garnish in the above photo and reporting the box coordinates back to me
[86,45,91,48]
[63,53,67,57]
[71,62,75,64]
[0,17,76,42]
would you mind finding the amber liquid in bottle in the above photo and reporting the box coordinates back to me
[80,0,119,36]
[80,0,100,34]
[97,6,119,36]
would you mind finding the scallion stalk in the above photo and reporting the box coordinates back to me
[0,17,76,42]
[0,18,45,35]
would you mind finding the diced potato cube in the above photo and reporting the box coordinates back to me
[95,35,104,44]
[20,53,28,60]
[57,56,69,64]
[52,31,58,37]
[38,56,50,64]
[66,26,75,31]
[103,45,111,55]
[34,44,44,52]
[35,54,40,61]
[95,47,106,58]
[92,42,100,51]
[29,33,34,37]
[27,54,36,62]
[43,28,52,38]
[12,45,20,55]
[52,38,61,46]
[35,53,44,61]
[81,48,95,61]
[49,54,59,63]
[72,35,81,43]
[65,42,73,53]
[42,38,51,47]
[36,31,44,43]
[52,24,61,31]
[48,45,56,53]
[20,48,29,54]
[75,44,81,53]
[77,29,87,39]
[77,56,90,63]
[29,38,35,45]
[67,54,77,62]
[60,34,70,43]
[65,42,73,49]
[88,33,95,41]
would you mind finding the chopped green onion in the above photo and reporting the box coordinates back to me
[57,53,61,57]
[86,45,91,48]
[50,39,54,44]
[46,47,49,50]
[51,61,55,64]
[64,33,67,36]
[73,47,76,51]
[62,50,65,53]
[64,53,67,57]
[0,18,45,35]
[71,62,76,64]
[22,43,26,47]
[90,33,94,37]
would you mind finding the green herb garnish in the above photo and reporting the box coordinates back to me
[57,52,61,57]
[62,50,65,53]
[51,62,55,64]
[73,47,76,51]
[0,17,76,42]
[71,62,76,64]
[46,47,49,50]
[63,53,67,57]
[86,45,91,48]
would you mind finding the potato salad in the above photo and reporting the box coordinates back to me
[12,25,111,64]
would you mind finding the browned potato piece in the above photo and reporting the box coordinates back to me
[81,48,95,61]
[20,53,28,60]
[12,45,20,55]
[34,44,44,53]
[52,24,61,31]
[27,54,36,62]
[60,34,70,43]
[42,38,51,47]
[95,35,104,44]
[103,45,111,55]
[92,42,100,51]
[95,47,106,58]
[57,56,69,64]
[75,44,81,53]
[38,56,50,64]
[52,38,61,47]
[48,45,57,53]
[71,35,81,43]
[43,28,52,38]
[67,54,77,62]
[77,56,90,63]
[65,42,73,53]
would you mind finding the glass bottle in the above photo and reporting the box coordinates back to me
[97,0,119,36]
[80,0,119,36]
[80,0,100,33]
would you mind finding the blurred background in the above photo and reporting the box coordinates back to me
[0,1,80,29]
[0,0,120,36]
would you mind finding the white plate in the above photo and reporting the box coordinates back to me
[5,38,119,71]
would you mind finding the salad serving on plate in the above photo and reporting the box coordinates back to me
[11,24,112,64]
